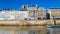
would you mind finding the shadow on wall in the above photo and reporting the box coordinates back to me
[46,12,50,19]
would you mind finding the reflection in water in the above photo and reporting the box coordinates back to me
[47,28,60,34]
[1,26,60,34]
[0,26,46,34]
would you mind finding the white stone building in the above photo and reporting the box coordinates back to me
[0,10,28,20]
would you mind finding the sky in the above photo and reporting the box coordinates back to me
[0,0,60,10]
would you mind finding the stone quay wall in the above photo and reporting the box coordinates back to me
[0,20,59,25]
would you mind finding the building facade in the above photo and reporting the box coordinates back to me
[1,5,60,20]
[27,5,47,20]
[38,7,47,19]
[49,8,60,19]
[0,10,28,20]
[27,5,38,20]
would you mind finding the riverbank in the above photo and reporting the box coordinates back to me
[0,20,60,26]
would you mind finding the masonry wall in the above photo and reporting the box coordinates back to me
[0,20,55,25]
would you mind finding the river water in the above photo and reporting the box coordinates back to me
[0,26,60,34]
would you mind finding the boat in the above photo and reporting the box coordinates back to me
[46,25,60,28]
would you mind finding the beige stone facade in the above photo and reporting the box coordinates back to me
[28,6,37,10]
[38,9,46,19]
[28,6,46,19]
[49,8,60,19]
[27,5,38,20]
[28,10,38,18]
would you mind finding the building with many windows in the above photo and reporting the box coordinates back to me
[49,8,60,19]
[27,5,38,20]
[38,7,47,19]
[0,10,28,20]
[1,5,60,20]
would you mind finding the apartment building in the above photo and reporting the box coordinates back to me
[2,5,60,20]
[49,8,60,19]
[38,7,47,19]
[0,10,28,20]
[27,5,38,20]
[17,11,28,20]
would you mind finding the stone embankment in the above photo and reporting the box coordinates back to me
[0,20,59,26]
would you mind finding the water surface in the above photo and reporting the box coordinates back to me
[0,26,60,34]
[0,26,46,34]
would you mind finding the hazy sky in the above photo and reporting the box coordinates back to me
[0,0,60,10]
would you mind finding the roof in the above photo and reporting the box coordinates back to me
[50,8,60,9]
[28,5,36,7]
